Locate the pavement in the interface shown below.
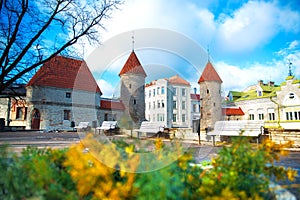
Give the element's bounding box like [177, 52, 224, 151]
[0, 130, 299, 199]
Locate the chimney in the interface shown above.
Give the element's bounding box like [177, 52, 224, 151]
[268, 81, 274, 87]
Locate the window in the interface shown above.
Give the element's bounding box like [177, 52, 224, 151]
[286, 112, 293, 120]
[268, 108, 275, 121]
[129, 84, 132, 89]
[173, 88, 177, 95]
[162, 86, 165, 94]
[162, 100, 165, 108]
[182, 114, 186, 123]
[153, 114, 155, 122]
[157, 114, 164, 122]
[257, 90, 262, 97]
[173, 114, 177, 122]
[289, 92, 295, 99]
[157, 100, 160, 108]
[66, 92, 71, 98]
[157, 87, 160, 95]
[149, 90, 151, 97]
[133, 99, 136, 105]
[181, 88, 186, 96]
[64, 110, 71, 120]
[16, 107, 23, 120]
[173, 101, 177, 109]
[294, 111, 300, 120]
[207, 89, 209, 94]
[249, 110, 254, 120]
[104, 113, 108, 121]
[149, 102, 151, 109]
[269, 113, 275, 120]
[258, 109, 264, 120]
[182, 101, 186, 110]
[153, 89, 156, 97]
[153, 101, 155, 109]
[193, 104, 197, 112]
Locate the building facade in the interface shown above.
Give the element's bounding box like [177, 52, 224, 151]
[26, 56, 102, 131]
[145, 75, 191, 128]
[226, 75, 300, 129]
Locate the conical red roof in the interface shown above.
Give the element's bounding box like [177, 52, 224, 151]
[198, 61, 222, 83]
[27, 55, 102, 94]
[119, 51, 147, 77]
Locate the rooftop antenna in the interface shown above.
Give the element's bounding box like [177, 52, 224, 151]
[207, 45, 210, 62]
[131, 31, 135, 52]
[288, 59, 293, 76]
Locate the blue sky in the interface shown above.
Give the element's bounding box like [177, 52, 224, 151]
[80, 0, 300, 98]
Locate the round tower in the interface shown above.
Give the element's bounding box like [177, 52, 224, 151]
[198, 61, 223, 132]
[119, 51, 147, 125]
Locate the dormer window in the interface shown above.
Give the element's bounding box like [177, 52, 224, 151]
[257, 90, 262, 97]
[289, 92, 295, 99]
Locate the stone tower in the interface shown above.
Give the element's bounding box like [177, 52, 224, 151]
[119, 51, 147, 125]
[198, 61, 223, 132]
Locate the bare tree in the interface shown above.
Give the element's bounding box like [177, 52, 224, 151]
[0, 0, 122, 93]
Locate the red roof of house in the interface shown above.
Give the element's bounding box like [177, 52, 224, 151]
[198, 61, 222, 83]
[169, 75, 190, 86]
[100, 99, 125, 110]
[191, 93, 200, 100]
[222, 107, 244, 116]
[119, 51, 147, 77]
[27, 55, 101, 94]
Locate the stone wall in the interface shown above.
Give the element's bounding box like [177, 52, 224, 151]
[120, 73, 145, 125]
[26, 86, 101, 130]
[268, 128, 300, 148]
[199, 81, 222, 131]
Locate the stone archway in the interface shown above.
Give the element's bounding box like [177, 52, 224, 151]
[31, 109, 40, 130]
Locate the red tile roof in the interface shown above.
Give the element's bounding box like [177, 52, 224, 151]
[100, 99, 125, 110]
[168, 75, 190, 86]
[119, 51, 147, 77]
[222, 107, 244, 116]
[27, 56, 101, 94]
[191, 93, 200, 100]
[198, 61, 222, 83]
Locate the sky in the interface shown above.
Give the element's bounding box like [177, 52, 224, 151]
[81, 0, 300, 98]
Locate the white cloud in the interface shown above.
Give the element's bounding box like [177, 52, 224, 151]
[216, 45, 300, 95]
[216, 1, 300, 53]
[97, 79, 117, 98]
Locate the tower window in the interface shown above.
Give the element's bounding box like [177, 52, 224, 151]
[129, 84, 132, 89]
[64, 110, 71, 120]
[66, 92, 71, 98]
[207, 89, 209, 94]
[133, 99, 137, 105]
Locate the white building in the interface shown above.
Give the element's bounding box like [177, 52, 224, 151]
[191, 90, 201, 132]
[145, 75, 191, 128]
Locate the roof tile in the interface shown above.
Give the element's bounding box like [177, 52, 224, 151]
[27, 56, 101, 94]
[198, 61, 222, 83]
[168, 75, 190, 86]
[222, 107, 244, 116]
[119, 51, 147, 77]
[100, 99, 125, 110]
